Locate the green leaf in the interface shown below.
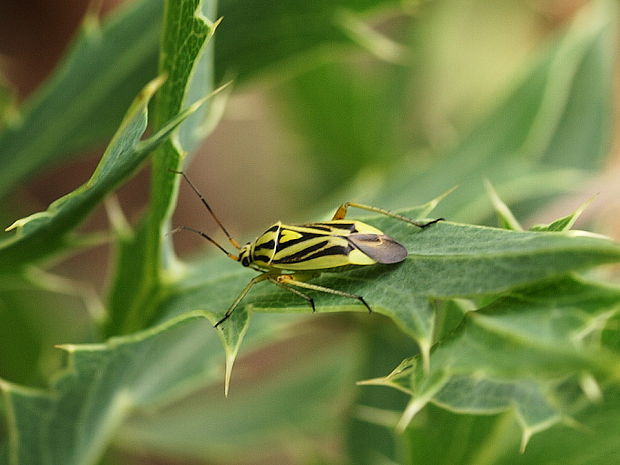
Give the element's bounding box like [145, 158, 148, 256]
[534, 0, 616, 169]
[315, 215, 620, 299]
[104, 0, 220, 337]
[281, 61, 404, 191]
[2, 210, 618, 464]
[403, 405, 522, 465]
[0, 311, 214, 465]
[0, 77, 208, 272]
[1, 2, 617, 464]
[207, 303, 250, 398]
[0, 272, 95, 386]
[484, 179, 523, 231]
[114, 324, 362, 462]
[215, 0, 386, 82]
[0, 308, 334, 465]
[530, 195, 595, 232]
[374, 0, 616, 223]
[345, 323, 424, 464]
[0, 1, 162, 199]
[0, 73, 18, 129]
[160, 206, 620, 375]
[494, 385, 620, 465]
[403, 385, 620, 465]
[368, 277, 620, 445]
[0, 0, 394, 200]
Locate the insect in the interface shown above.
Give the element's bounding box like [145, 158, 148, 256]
[171, 171, 442, 328]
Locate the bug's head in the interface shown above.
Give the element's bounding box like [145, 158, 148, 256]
[238, 243, 252, 267]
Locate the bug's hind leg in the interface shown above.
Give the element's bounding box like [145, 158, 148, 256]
[269, 278, 316, 312]
[276, 274, 372, 314]
[332, 201, 443, 229]
[416, 217, 443, 228]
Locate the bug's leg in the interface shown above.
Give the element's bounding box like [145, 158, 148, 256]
[215, 273, 272, 328]
[332, 202, 443, 229]
[276, 274, 372, 314]
[269, 278, 316, 312]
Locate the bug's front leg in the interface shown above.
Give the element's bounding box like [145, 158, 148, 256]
[215, 272, 274, 328]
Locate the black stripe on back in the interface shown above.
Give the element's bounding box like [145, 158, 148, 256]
[298, 224, 332, 232]
[253, 254, 272, 263]
[277, 231, 327, 249]
[304, 244, 353, 261]
[254, 239, 275, 251]
[273, 239, 329, 264]
[311, 222, 358, 232]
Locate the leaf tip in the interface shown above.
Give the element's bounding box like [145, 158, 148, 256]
[4, 221, 18, 232]
[3, 213, 41, 232]
[0, 378, 9, 391]
[519, 428, 532, 453]
[579, 372, 603, 402]
[422, 185, 459, 216]
[562, 193, 599, 231]
[484, 178, 523, 231]
[207, 309, 250, 399]
[188, 80, 234, 114]
[54, 343, 78, 353]
[142, 75, 167, 100]
[212, 16, 224, 30]
[224, 354, 234, 398]
[356, 377, 382, 387]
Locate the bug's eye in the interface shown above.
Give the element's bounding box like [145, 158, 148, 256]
[241, 256, 250, 267]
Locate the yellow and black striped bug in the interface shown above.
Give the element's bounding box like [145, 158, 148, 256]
[171, 171, 442, 328]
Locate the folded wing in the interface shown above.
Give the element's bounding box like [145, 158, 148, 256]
[347, 234, 408, 264]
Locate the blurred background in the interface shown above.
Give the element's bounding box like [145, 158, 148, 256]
[1, 0, 619, 463]
[2, 0, 617, 260]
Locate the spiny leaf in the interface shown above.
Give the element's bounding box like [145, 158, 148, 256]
[114, 323, 362, 462]
[494, 384, 620, 465]
[160, 206, 620, 380]
[0, 0, 162, 199]
[104, 0, 221, 341]
[367, 277, 620, 444]
[484, 179, 523, 231]
[0, 0, 394, 199]
[530, 195, 596, 232]
[0, 311, 216, 465]
[375, 0, 616, 222]
[0, 77, 211, 272]
[206, 307, 250, 398]
[0, 308, 318, 465]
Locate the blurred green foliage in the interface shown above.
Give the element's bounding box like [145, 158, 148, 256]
[1, 1, 619, 465]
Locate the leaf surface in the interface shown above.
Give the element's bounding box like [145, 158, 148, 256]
[0, 1, 162, 199]
[0, 77, 206, 272]
[365, 277, 620, 445]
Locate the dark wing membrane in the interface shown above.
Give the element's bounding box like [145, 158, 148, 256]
[347, 234, 408, 264]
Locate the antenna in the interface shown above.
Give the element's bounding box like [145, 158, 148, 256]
[169, 226, 239, 261]
[171, 170, 241, 249]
